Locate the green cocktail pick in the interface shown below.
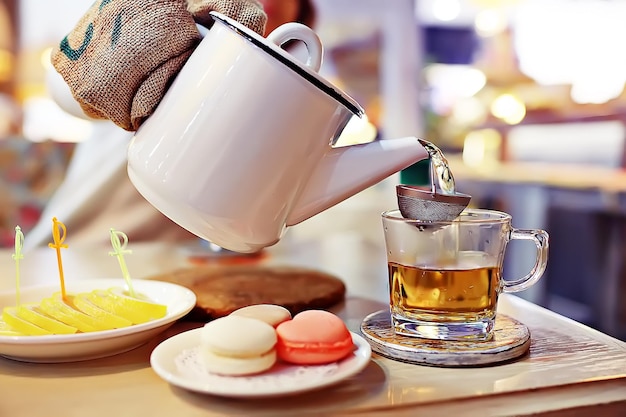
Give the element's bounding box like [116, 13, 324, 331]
[12, 226, 24, 306]
[109, 229, 136, 297]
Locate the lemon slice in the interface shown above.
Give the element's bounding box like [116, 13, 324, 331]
[2, 307, 51, 336]
[87, 289, 166, 324]
[39, 297, 99, 333]
[70, 293, 133, 329]
[16, 304, 78, 334]
[108, 287, 167, 319]
[50, 293, 127, 332]
[0, 319, 23, 336]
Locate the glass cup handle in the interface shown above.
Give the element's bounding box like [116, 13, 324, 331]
[502, 228, 550, 293]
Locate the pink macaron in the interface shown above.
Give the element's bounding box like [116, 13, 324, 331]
[276, 310, 354, 365]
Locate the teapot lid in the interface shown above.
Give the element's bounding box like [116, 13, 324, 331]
[210, 12, 364, 117]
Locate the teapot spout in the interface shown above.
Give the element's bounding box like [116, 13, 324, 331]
[286, 137, 429, 226]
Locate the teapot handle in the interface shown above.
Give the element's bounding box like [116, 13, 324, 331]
[266, 23, 323, 72]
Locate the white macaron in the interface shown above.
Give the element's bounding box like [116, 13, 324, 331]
[199, 315, 277, 376]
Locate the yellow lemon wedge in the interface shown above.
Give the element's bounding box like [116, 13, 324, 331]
[16, 303, 78, 335]
[70, 293, 133, 329]
[0, 319, 24, 336]
[87, 289, 166, 324]
[2, 307, 51, 336]
[39, 297, 99, 333]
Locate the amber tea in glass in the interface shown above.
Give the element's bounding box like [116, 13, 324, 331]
[389, 257, 500, 323]
[382, 209, 549, 341]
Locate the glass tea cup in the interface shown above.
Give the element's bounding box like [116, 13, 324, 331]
[381, 208, 549, 342]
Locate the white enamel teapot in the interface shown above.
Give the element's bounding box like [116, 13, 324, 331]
[125, 12, 428, 253]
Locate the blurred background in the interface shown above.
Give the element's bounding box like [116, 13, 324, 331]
[1, 0, 626, 339]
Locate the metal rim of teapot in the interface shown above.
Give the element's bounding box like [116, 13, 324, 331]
[209, 12, 364, 117]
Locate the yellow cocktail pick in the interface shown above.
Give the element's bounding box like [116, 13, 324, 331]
[12, 226, 24, 306]
[109, 229, 136, 297]
[48, 217, 69, 301]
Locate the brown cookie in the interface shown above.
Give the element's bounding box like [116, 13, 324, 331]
[147, 265, 346, 321]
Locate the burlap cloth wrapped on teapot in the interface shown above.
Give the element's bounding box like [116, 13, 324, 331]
[51, 0, 267, 131]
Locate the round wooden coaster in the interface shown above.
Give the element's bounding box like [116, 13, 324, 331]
[360, 310, 530, 367]
[147, 265, 346, 321]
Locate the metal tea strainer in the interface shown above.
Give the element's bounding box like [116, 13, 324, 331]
[397, 139, 471, 221]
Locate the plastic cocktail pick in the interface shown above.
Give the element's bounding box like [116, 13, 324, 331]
[12, 226, 24, 306]
[48, 217, 69, 301]
[109, 229, 136, 297]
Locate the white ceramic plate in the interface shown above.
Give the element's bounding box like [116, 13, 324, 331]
[0, 279, 196, 363]
[150, 329, 372, 398]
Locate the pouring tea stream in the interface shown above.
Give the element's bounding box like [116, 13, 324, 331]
[126, 12, 432, 252]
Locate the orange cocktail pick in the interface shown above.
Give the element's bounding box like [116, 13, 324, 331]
[48, 217, 69, 301]
[12, 226, 24, 306]
[109, 229, 136, 298]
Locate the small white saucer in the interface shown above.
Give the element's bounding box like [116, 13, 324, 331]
[150, 330, 371, 398]
[0, 279, 196, 363]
